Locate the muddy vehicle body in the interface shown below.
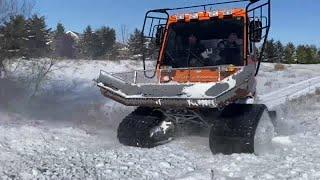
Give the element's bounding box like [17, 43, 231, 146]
[97, 0, 275, 154]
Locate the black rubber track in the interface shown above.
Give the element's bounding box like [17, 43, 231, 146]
[117, 107, 173, 148]
[209, 104, 268, 155]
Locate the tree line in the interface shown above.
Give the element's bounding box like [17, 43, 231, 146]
[1, 14, 320, 64]
[0, 15, 155, 60]
[262, 39, 320, 64]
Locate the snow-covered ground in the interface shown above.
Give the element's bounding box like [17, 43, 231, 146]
[1, 60, 320, 179]
[257, 63, 320, 95]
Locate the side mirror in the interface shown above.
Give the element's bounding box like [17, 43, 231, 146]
[250, 20, 262, 42]
[155, 26, 164, 46]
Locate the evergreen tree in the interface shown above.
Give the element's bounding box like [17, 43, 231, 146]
[296, 45, 309, 64]
[97, 26, 116, 57]
[283, 42, 296, 64]
[109, 42, 120, 60]
[308, 45, 318, 63]
[263, 39, 277, 62]
[55, 23, 65, 38]
[127, 28, 144, 58]
[90, 32, 102, 59]
[90, 26, 116, 59]
[53, 23, 64, 57]
[274, 41, 284, 62]
[79, 25, 94, 58]
[25, 15, 51, 58]
[0, 25, 6, 77]
[0, 15, 28, 58]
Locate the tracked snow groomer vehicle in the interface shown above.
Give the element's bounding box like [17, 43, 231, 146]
[97, 0, 275, 154]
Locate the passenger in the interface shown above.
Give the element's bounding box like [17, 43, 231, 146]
[220, 33, 243, 66]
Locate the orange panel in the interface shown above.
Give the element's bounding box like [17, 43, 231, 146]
[160, 69, 220, 83]
[188, 69, 220, 82]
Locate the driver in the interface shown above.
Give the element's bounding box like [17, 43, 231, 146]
[187, 34, 209, 67]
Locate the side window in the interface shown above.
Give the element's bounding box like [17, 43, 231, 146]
[162, 29, 176, 66]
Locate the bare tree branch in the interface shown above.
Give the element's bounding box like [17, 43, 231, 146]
[0, 0, 35, 79]
[0, 0, 35, 24]
[120, 24, 128, 44]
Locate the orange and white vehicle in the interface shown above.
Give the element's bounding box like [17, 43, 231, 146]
[97, 0, 275, 155]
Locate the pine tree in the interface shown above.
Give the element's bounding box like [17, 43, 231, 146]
[55, 23, 65, 38]
[79, 25, 94, 58]
[296, 45, 308, 64]
[25, 15, 51, 58]
[53, 23, 64, 57]
[283, 43, 296, 64]
[308, 45, 318, 64]
[127, 28, 144, 58]
[90, 32, 102, 59]
[263, 39, 277, 62]
[0, 25, 6, 77]
[0, 26, 6, 55]
[97, 26, 116, 57]
[109, 42, 120, 60]
[90, 26, 116, 59]
[274, 41, 284, 63]
[1, 15, 28, 58]
[296, 45, 319, 64]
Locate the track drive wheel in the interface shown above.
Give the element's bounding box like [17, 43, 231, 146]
[117, 107, 175, 148]
[209, 104, 275, 155]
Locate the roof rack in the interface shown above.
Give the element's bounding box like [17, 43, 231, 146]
[149, 0, 251, 15]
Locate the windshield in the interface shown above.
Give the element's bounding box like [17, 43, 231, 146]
[161, 18, 244, 68]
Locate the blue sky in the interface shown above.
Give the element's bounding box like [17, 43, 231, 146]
[34, 0, 320, 46]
